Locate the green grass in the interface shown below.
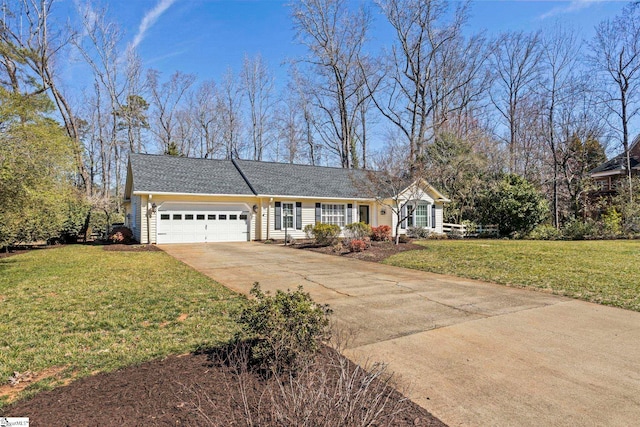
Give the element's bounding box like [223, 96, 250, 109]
[0, 245, 245, 408]
[384, 239, 640, 312]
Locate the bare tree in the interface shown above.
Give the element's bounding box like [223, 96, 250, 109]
[241, 54, 275, 161]
[147, 69, 196, 154]
[489, 30, 542, 174]
[289, 67, 321, 165]
[217, 68, 243, 159]
[373, 0, 490, 169]
[291, 0, 372, 168]
[588, 3, 640, 202]
[537, 24, 582, 227]
[189, 80, 224, 159]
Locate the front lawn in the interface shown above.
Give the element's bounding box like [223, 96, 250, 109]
[384, 239, 640, 312]
[0, 245, 245, 408]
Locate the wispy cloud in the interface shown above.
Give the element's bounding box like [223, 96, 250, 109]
[539, 0, 605, 20]
[130, 0, 178, 50]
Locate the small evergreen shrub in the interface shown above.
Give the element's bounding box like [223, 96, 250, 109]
[562, 219, 596, 240]
[370, 225, 391, 241]
[236, 283, 332, 374]
[407, 226, 430, 239]
[344, 222, 372, 240]
[108, 226, 133, 244]
[527, 224, 561, 240]
[303, 224, 314, 240]
[347, 239, 367, 252]
[309, 223, 341, 246]
[601, 207, 622, 236]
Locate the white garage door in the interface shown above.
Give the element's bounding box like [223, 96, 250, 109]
[156, 203, 250, 244]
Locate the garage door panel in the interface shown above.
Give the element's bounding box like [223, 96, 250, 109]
[157, 203, 250, 244]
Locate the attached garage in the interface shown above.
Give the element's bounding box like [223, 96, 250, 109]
[156, 203, 251, 244]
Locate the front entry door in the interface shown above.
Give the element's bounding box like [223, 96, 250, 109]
[359, 205, 370, 225]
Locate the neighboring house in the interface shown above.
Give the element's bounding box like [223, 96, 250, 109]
[124, 153, 450, 244]
[589, 135, 640, 195]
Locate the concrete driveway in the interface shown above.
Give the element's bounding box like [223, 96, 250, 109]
[161, 242, 640, 426]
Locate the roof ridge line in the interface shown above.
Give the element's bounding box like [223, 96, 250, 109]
[231, 158, 258, 196]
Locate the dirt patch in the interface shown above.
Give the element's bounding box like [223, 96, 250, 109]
[3, 351, 446, 426]
[0, 246, 58, 259]
[102, 244, 161, 253]
[1, 367, 66, 402]
[293, 240, 428, 263]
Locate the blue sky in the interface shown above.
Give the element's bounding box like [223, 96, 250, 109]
[59, 0, 630, 86]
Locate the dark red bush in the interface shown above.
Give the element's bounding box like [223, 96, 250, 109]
[348, 239, 367, 252]
[108, 226, 134, 244]
[370, 225, 392, 242]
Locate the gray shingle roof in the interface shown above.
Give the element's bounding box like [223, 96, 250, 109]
[129, 154, 378, 198]
[590, 134, 640, 175]
[129, 154, 255, 195]
[233, 159, 373, 198]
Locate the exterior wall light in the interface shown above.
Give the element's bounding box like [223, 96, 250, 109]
[380, 208, 386, 215]
[252, 204, 258, 213]
[151, 202, 157, 213]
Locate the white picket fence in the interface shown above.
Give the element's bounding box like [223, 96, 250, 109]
[442, 223, 498, 238]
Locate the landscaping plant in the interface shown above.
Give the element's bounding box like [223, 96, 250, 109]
[235, 283, 332, 374]
[370, 225, 392, 241]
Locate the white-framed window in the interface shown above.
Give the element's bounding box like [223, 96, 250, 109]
[415, 203, 429, 228]
[282, 202, 294, 229]
[322, 204, 346, 227]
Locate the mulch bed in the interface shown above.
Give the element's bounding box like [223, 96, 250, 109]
[102, 243, 162, 253]
[3, 350, 446, 426]
[293, 240, 427, 263]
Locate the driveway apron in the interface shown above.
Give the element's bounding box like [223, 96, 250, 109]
[161, 242, 640, 427]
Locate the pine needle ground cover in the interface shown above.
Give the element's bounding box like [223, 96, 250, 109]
[384, 239, 640, 312]
[0, 245, 244, 408]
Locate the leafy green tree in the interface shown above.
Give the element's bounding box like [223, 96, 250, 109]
[477, 174, 549, 237]
[0, 89, 76, 248]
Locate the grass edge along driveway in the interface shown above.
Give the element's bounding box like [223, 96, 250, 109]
[0, 245, 245, 409]
[384, 239, 640, 312]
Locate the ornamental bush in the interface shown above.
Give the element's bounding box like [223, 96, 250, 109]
[344, 222, 372, 240]
[108, 226, 134, 244]
[347, 239, 367, 252]
[407, 226, 430, 239]
[236, 283, 332, 374]
[309, 223, 341, 246]
[370, 225, 391, 241]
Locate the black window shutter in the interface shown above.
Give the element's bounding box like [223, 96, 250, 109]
[275, 202, 281, 230]
[315, 203, 321, 224]
[347, 203, 353, 224]
[401, 204, 407, 229]
[296, 202, 302, 230]
[431, 204, 436, 229]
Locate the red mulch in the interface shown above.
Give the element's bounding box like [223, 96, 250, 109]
[294, 240, 427, 263]
[3, 350, 446, 426]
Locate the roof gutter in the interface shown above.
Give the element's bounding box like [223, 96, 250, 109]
[231, 158, 258, 196]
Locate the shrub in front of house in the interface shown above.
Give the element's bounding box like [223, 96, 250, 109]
[303, 224, 314, 239]
[108, 226, 134, 244]
[407, 226, 431, 239]
[309, 223, 341, 246]
[347, 239, 367, 252]
[235, 283, 332, 374]
[370, 225, 392, 241]
[344, 222, 372, 240]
